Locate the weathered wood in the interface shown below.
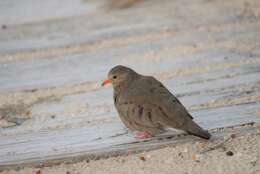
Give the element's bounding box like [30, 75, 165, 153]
[0, 0, 260, 169]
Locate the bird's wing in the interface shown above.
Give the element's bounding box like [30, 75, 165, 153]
[116, 101, 163, 129]
[125, 76, 193, 128]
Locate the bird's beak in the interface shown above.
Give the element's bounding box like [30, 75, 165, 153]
[101, 79, 111, 86]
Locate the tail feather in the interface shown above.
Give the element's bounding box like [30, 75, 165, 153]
[186, 121, 211, 139]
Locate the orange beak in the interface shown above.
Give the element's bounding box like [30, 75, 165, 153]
[101, 79, 111, 86]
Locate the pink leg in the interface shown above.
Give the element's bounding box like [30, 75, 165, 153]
[135, 132, 153, 139]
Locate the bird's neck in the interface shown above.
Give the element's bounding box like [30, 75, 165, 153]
[113, 84, 124, 106]
[113, 73, 139, 99]
[113, 83, 124, 96]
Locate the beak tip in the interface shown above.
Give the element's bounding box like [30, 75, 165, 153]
[101, 79, 110, 87]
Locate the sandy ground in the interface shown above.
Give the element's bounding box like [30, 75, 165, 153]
[1, 122, 260, 174]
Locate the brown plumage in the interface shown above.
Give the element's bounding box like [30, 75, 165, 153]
[102, 65, 211, 139]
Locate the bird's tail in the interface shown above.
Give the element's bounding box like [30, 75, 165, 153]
[185, 120, 211, 139]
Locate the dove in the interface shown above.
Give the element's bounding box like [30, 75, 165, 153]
[102, 65, 211, 139]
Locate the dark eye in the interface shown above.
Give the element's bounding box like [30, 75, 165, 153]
[113, 75, 117, 79]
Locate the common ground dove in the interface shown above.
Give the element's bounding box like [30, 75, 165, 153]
[102, 65, 211, 139]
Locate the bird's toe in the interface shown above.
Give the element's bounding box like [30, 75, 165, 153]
[135, 131, 153, 139]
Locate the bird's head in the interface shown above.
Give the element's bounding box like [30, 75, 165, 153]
[102, 65, 138, 89]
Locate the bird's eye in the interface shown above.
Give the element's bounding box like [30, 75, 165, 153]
[113, 75, 117, 79]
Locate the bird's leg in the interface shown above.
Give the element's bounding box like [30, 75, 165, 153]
[135, 132, 153, 139]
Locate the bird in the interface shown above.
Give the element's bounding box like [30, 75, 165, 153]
[102, 65, 211, 139]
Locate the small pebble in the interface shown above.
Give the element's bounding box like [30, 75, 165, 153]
[226, 151, 234, 156]
[178, 152, 183, 158]
[35, 168, 42, 174]
[139, 155, 145, 161]
[192, 154, 202, 162]
[248, 122, 255, 126]
[231, 134, 236, 139]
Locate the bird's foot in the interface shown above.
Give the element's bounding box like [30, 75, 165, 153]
[135, 132, 153, 139]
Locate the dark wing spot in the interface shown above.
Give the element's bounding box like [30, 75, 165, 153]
[158, 107, 169, 118]
[114, 96, 117, 104]
[147, 111, 153, 122]
[137, 105, 144, 119]
[149, 88, 156, 93]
